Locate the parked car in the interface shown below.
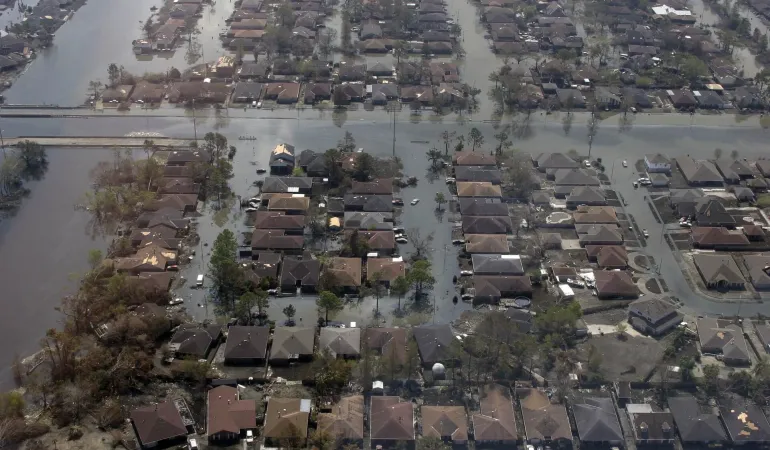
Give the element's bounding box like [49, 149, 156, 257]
[396, 237, 408, 244]
[445, 177, 456, 184]
[643, 229, 649, 237]
[392, 198, 404, 206]
[410, 198, 420, 205]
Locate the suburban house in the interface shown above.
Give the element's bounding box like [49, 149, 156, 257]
[462, 216, 513, 234]
[719, 396, 770, 445]
[267, 196, 311, 215]
[413, 324, 454, 366]
[578, 225, 624, 247]
[754, 322, 770, 354]
[566, 186, 607, 207]
[343, 194, 394, 212]
[363, 327, 408, 365]
[269, 143, 296, 174]
[263, 398, 311, 446]
[473, 275, 533, 302]
[421, 406, 468, 444]
[319, 327, 361, 359]
[169, 324, 222, 359]
[326, 257, 363, 291]
[366, 257, 406, 286]
[456, 181, 503, 198]
[206, 385, 256, 442]
[350, 178, 394, 195]
[455, 166, 503, 184]
[453, 152, 497, 166]
[553, 168, 600, 186]
[594, 270, 639, 299]
[645, 153, 672, 173]
[370, 397, 415, 447]
[472, 384, 518, 445]
[692, 253, 746, 290]
[343, 211, 393, 230]
[280, 257, 320, 292]
[166, 149, 211, 166]
[458, 198, 508, 216]
[269, 327, 316, 364]
[690, 227, 749, 249]
[251, 229, 304, 254]
[131, 401, 188, 449]
[573, 206, 619, 225]
[693, 198, 736, 227]
[716, 159, 754, 182]
[626, 404, 675, 447]
[317, 396, 365, 446]
[262, 176, 313, 194]
[674, 156, 724, 186]
[585, 245, 628, 269]
[572, 397, 623, 446]
[253, 212, 306, 233]
[627, 297, 683, 336]
[516, 387, 572, 448]
[471, 254, 524, 275]
[223, 326, 270, 365]
[355, 230, 396, 254]
[668, 395, 727, 445]
[745, 254, 770, 290]
[251, 252, 281, 283]
[534, 152, 579, 171]
[465, 234, 509, 253]
[697, 318, 751, 365]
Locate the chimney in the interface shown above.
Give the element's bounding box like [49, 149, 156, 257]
[639, 422, 649, 440]
[661, 421, 672, 439]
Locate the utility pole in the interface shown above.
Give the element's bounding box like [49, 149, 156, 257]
[192, 99, 198, 143]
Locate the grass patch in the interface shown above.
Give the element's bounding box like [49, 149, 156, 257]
[757, 193, 770, 208]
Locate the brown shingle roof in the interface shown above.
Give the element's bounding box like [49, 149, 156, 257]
[350, 178, 394, 195]
[472, 384, 517, 442]
[370, 396, 415, 441]
[595, 270, 639, 297]
[318, 396, 365, 441]
[207, 385, 257, 436]
[356, 230, 396, 250]
[596, 246, 629, 268]
[251, 229, 304, 250]
[691, 227, 750, 247]
[364, 327, 408, 364]
[254, 211, 306, 230]
[573, 206, 618, 224]
[465, 234, 509, 253]
[224, 326, 270, 360]
[452, 152, 497, 166]
[367, 257, 406, 282]
[327, 257, 363, 287]
[130, 401, 187, 446]
[270, 327, 315, 360]
[421, 406, 468, 441]
[517, 387, 572, 442]
[264, 398, 311, 439]
[268, 196, 310, 212]
[456, 181, 502, 197]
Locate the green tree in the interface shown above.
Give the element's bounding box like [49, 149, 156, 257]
[416, 436, 451, 450]
[493, 125, 511, 156]
[434, 192, 446, 210]
[87, 249, 103, 270]
[391, 275, 410, 310]
[408, 259, 435, 300]
[317, 290, 344, 323]
[426, 147, 443, 168]
[107, 63, 120, 88]
[440, 130, 455, 155]
[314, 350, 353, 396]
[468, 127, 484, 152]
[680, 55, 708, 85]
[353, 152, 375, 182]
[325, 148, 345, 187]
[338, 131, 356, 152]
[209, 156, 234, 207]
[283, 304, 297, 325]
[235, 291, 259, 324]
[679, 356, 695, 381]
[702, 363, 721, 396]
[209, 230, 245, 314]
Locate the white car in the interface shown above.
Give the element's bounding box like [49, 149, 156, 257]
[188, 439, 199, 450]
[460, 270, 473, 276]
[169, 297, 184, 305]
[396, 237, 408, 244]
[267, 289, 279, 295]
[410, 198, 420, 205]
[256, 101, 262, 109]
[643, 229, 649, 237]
[245, 207, 258, 212]
[246, 430, 254, 443]
[445, 177, 456, 184]
[584, 160, 592, 168]
[622, 160, 627, 167]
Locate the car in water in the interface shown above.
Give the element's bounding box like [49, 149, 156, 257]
[410, 198, 420, 205]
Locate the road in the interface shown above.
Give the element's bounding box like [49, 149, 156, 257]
[3, 136, 191, 147]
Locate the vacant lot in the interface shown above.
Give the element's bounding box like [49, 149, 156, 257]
[578, 334, 664, 381]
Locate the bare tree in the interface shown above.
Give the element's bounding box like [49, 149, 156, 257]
[587, 111, 600, 160]
[406, 228, 434, 260]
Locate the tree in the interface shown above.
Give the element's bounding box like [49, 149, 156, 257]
[714, 148, 723, 159]
[87, 249, 103, 270]
[615, 322, 627, 339]
[324, 148, 345, 187]
[679, 356, 695, 381]
[88, 80, 102, 100]
[338, 131, 356, 152]
[426, 147, 443, 169]
[434, 192, 446, 210]
[408, 259, 435, 300]
[209, 230, 245, 314]
[391, 275, 410, 310]
[417, 437, 451, 450]
[317, 290, 344, 323]
[406, 228, 434, 260]
[680, 55, 708, 85]
[702, 363, 721, 396]
[454, 135, 465, 152]
[353, 152, 375, 182]
[440, 130, 455, 155]
[283, 304, 297, 325]
[493, 125, 512, 156]
[209, 156, 234, 206]
[468, 127, 484, 152]
[317, 28, 338, 60]
[555, 48, 575, 63]
[107, 63, 120, 88]
[587, 112, 600, 159]
[731, 149, 739, 160]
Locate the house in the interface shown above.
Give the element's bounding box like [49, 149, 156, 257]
[268, 196, 310, 214]
[731, 186, 755, 202]
[280, 257, 320, 292]
[334, 83, 366, 104]
[238, 62, 269, 80]
[573, 397, 623, 446]
[690, 227, 749, 249]
[339, 64, 367, 81]
[462, 216, 513, 234]
[370, 83, 399, 104]
[269, 327, 315, 363]
[364, 327, 408, 364]
[733, 86, 764, 110]
[253, 212, 306, 233]
[459, 198, 508, 216]
[465, 234, 509, 253]
[594, 270, 639, 299]
[516, 387, 572, 447]
[413, 324, 454, 366]
[674, 156, 724, 186]
[317, 396, 365, 445]
[692, 199, 735, 228]
[553, 169, 600, 186]
[263, 398, 311, 445]
[744, 254, 770, 290]
[297, 150, 328, 176]
[102, 85, 135, 103]
[400, 85, 435, 105]
[471, 254, 524, 275]
[566, 186, 606, 207]
[754, 322, 770, 353]
[326, 257, 362, 289]
[743, 224, 766, 241]
[535, 152, 579, 171]
[144, 194, 198, 213]
[223, 326, 270, 365]
[344, 194, 393, 212]
[692, 253, 745, 290]
[716, 159, 754, 182]
[626, 406, 675, 447]
[169, 324, 222, 359]
[130, 273, 175, 295]
[359, 23, 382, 40]
[370, 397, 415, 446]
[0, 34, 26, 55]
[319, 327, 361, 358]
[262, 176, 313, 194]
[269, 143, 296, 174]
[694, 89, 726, 109]
[452, 152, 497, 166]
[455, 166, 502, 184]
[668, 395, 727, 445]
[585, 245, 628, 269]
[158, 177, 200, 195]
[623, 87, 652, 108]
[578, 224, 623, 246]
[207, 386, 256, 441]
[645, 154, 671, 173]
[697, 318, 751, 365]
[355, 230, 396, 253]
[421, 406, 468, 444]
[668, 89, 697, 109]
[231, 82, 263, 103]
[251, 229, 304, 253]
[343, 212, 392, 230]
[628, 297, 683, 336]
[130, 401, 188, 448]
[251, 252, 281, 282]
[129, 227, 178, 248]
[456, 181, 502, 198]
[350, 178, 394, 195]
[556, 89, 586, 108]
[166, 149, 211, 166]
[719, 396, 770, 444]
[473, 275, 533, 302]
[264, 83, 301, 104]
[472, 384, 517, 444]
[367, 257, 406, 285]
[304, 82, 332, 104]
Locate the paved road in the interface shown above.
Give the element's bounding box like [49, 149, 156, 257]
[4, 136, 191, 147]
